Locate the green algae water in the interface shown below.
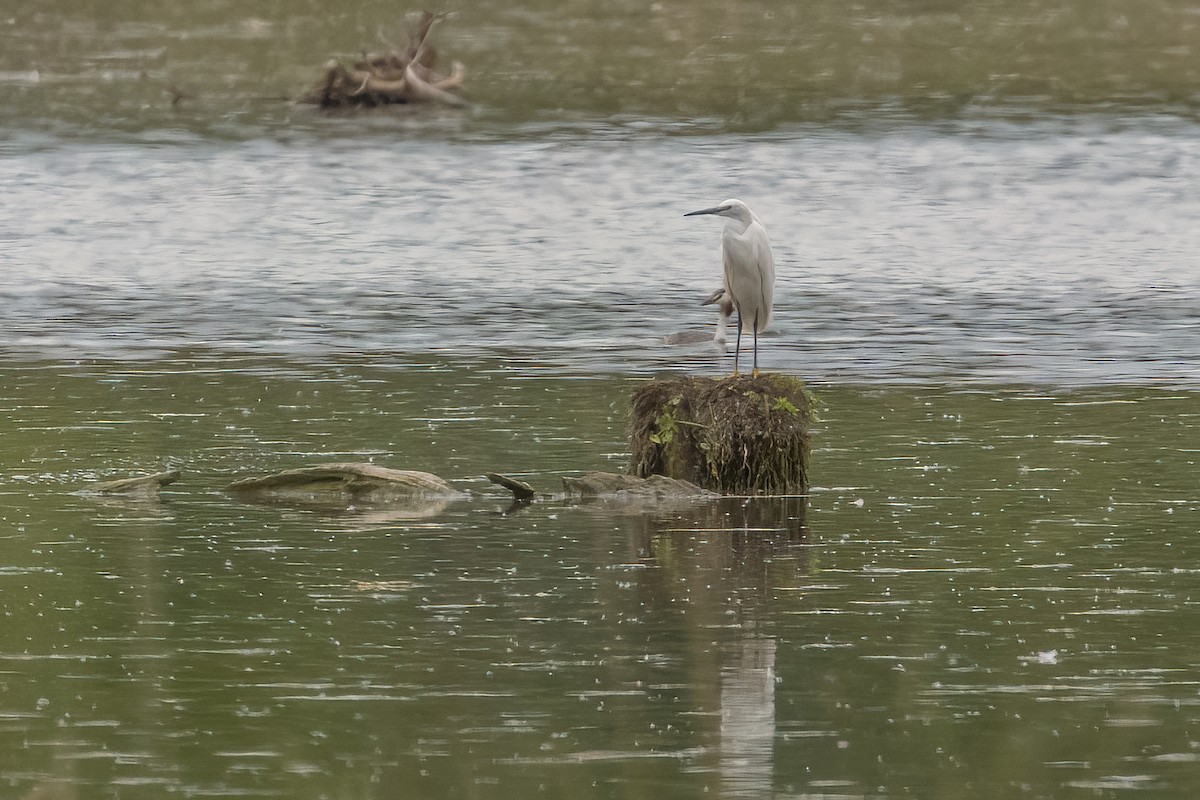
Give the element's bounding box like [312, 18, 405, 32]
[4, 1, 1200, 797]
[3, 360, 1199, 798]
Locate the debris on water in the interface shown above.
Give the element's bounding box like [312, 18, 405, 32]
[562, 471, 717, 501]
[1019, 649, 1061, 665]
[350, 580, 417, 593]
[227, 462, 464, 511]
[295, 11, 467, 109]
[76, 469, 181, 497]
[485, 472, 537, 502]
[486, 471, 539, 515]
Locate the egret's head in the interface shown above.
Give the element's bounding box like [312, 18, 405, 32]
[684, 198, 753, 223]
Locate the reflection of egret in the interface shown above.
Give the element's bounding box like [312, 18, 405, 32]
[685, 199, 776, 376]
[702, 287, 733, 351]
[720, 631, 776, 799]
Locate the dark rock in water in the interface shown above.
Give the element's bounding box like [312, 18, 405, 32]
[562, 471, 717, 501]
[630, 373, 811, 495]
[81, 470, 181, 496]
[227, 463, 463, 510]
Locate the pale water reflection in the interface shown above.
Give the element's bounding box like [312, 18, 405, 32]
[719, 632, 776, 799]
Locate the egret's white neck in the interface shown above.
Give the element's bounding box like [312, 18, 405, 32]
[722, 213, 754, 236]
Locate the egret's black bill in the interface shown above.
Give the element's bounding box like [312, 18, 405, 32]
[684, 206, 724, 217]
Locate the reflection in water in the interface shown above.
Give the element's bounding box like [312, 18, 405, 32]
[229, 493, 461, 527]
[635, 496, 809, 603]
[720, 631, 776, 800]
[74, 491, 176, 519]
[631, 496, 807, 798]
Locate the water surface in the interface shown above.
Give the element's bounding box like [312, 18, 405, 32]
[4, 363, 1200, 798]
[4, 1, 1200, 798]
[5, 123, 1200, 384]
[7, 0, 1200, 137]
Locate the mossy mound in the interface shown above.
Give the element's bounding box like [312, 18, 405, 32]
[630, 374, 811, 495]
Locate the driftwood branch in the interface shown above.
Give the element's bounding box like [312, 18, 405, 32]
[403, 59, 469, 107]
[485, 472, 537, 501]
[298, 11, 467, 109]
[81, 469, 181, 497]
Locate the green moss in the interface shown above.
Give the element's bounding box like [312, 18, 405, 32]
[648, 395, 683, 445]
[772, 396, 800, 416]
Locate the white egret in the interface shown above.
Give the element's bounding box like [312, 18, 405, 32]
[685, 199, 776, 376]
[702, 287, 733, 351]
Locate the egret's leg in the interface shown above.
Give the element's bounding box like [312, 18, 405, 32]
[732, 309, 742, 376]
[751, 311, 760, 378]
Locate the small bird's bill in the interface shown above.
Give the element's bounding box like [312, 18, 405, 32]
[684, 206, 724, 217]
[701, 289, 725, 306]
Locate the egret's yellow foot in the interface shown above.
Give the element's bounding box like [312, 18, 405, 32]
[752, 368, 760, 378]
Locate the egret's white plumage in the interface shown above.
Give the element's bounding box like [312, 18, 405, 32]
[685, 199, 776, 376]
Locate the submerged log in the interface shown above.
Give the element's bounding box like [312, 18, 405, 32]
[630, 374, 811, 495]
[296, 11, 467, 109]
[485, 471, 716, 501]
[81, 469, 181, 497]
[562, 471, 717, 501]
[227, 462, 463, 509]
